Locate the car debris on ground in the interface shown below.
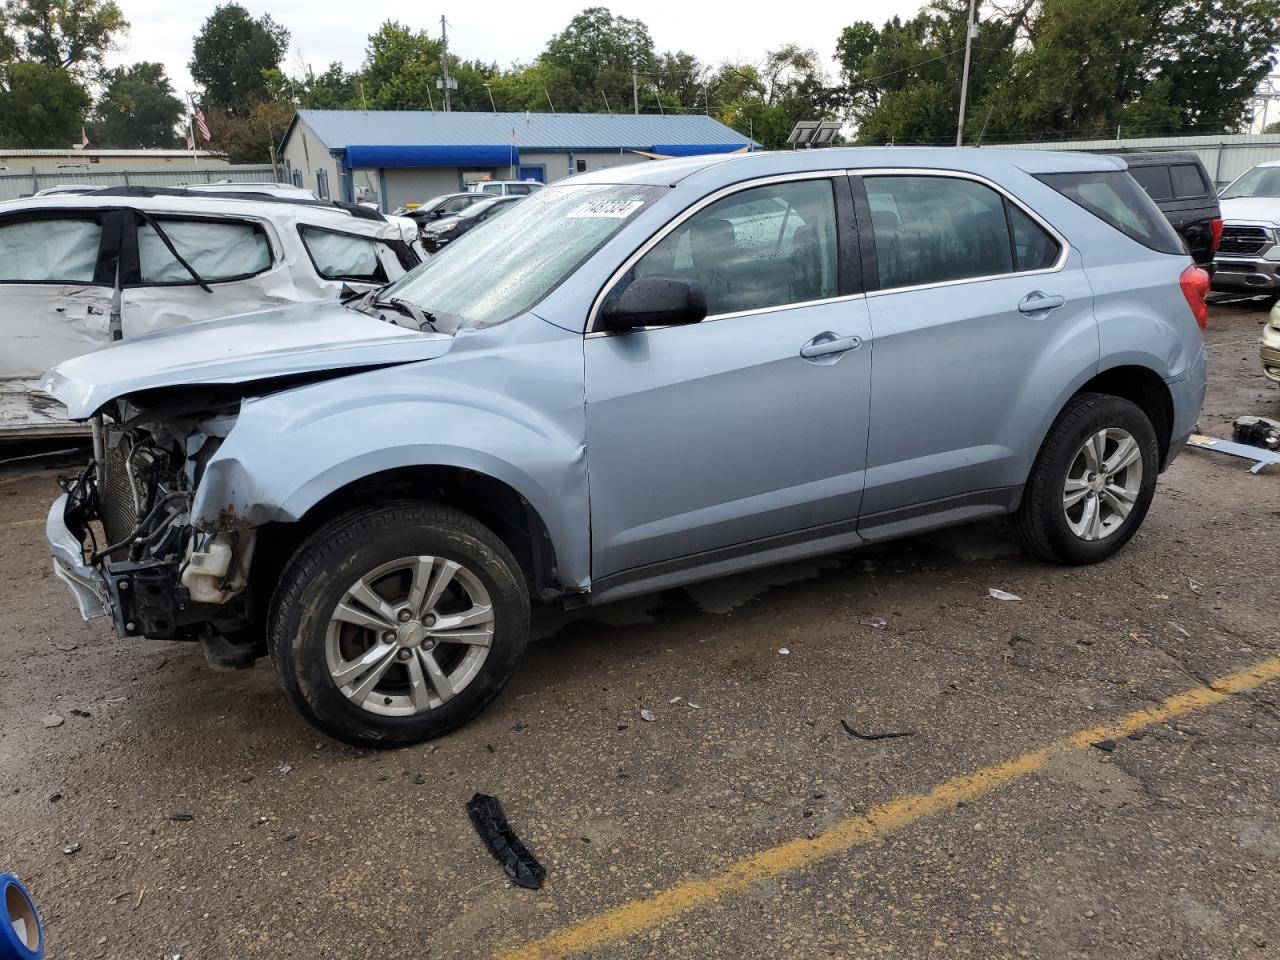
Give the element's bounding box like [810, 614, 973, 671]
[466, 794, 546, 890]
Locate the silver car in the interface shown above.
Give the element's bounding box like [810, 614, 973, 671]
[43, 148, 1209, 745]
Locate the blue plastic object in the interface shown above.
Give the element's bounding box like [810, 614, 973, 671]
[0, 874, 42, 960]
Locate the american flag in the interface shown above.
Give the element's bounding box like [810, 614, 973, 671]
[195, 108, 211, 142]
[186, 127, 195, 151]
[80, 126, 89, 148]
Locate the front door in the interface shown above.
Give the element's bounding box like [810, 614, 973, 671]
[585, 175, 873, 580]
[852, 172, 1099, 533]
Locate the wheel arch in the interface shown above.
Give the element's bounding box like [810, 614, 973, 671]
[250, 465, 570, 623]
[1073, 364, 1175, 468]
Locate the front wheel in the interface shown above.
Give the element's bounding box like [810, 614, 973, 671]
[268, 502, 530, 747]
[1016, 393, 1159, 565]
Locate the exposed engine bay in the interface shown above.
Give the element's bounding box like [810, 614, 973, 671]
[60, 393, 255, 644]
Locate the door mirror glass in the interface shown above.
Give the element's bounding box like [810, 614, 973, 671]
[600, 276, 707, 331]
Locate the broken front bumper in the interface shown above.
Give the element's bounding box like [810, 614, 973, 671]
[47, 493, 109, 620]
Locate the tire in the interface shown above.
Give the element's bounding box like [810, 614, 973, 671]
[1016, 393, 1159, 565]
[268, 501, 529, 747]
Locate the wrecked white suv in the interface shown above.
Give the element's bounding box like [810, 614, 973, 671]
[0, 186, 423, 438]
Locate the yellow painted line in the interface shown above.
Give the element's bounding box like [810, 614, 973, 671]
[499, 656, 1280, 960]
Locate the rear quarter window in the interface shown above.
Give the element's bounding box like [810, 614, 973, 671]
[299, 225, 389, 282]
[1036, 171, 1185, 255]
[1170, 163, 1210, 200]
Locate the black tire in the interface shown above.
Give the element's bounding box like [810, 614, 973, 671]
[1016, 393, 1159, 565]
[267, 501, 529, 747]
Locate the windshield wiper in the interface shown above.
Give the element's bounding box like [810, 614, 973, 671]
[343, 286, 444, 333]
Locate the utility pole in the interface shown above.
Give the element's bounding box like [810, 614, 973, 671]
[955, 0, 977, 147]
[633, 69, 639, 114]
[440, 15, 452, 112]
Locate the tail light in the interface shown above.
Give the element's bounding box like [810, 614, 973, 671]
[1180, 264, 1211, 330]
[1210, 217, 1223, 253]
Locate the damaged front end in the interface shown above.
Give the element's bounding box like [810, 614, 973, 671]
[50, 394, 257, 647]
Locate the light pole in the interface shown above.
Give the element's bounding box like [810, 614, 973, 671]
[483, 82, 497, 114]
[955, 0, 977, 147]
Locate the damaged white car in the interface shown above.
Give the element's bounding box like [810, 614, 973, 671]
[0, 186, 423, 438]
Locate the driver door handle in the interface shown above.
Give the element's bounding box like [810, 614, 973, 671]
[1018, 291, 1065, 314]
[800, 333, 862, 359]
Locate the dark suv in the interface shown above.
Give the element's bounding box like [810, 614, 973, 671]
[1109, 151, 1221, 272]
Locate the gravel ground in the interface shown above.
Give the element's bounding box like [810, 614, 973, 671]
[1, 300, 1278, 960]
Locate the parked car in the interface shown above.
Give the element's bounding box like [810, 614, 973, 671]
[0, 186, 423, 438]
[43, 148, 1207, 746]
[1109, 151, 1221, 273]
[394, 192, 491, 226]
[1263, 302, 1280, 384]
[419, 194, 520, 252]
[1211, 160, 1280, 303]
[467, 180, 544, 197]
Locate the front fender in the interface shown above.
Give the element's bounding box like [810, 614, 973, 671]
[190, 316, 590, 590]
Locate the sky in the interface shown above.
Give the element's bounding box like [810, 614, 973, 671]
[103, 0, 919, 98]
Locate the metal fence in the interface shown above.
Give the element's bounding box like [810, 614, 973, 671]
[0, 165, 281, 202]
[988, 134, 1280, 187]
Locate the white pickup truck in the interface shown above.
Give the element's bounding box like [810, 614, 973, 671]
[1212, 160, 1280, 305]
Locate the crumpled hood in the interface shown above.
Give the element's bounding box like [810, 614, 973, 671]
[1219, 197, 1280, 226]
[42, 299, 453, 419]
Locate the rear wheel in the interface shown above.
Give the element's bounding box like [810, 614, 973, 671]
[1016, 393, 1159, 565]
[268, 502, 529, 746]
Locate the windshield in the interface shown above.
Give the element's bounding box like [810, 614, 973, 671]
[1221, 166, 1280, 199]
[381, 182, 663, 329]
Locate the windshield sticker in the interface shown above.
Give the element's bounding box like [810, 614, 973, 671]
[565, 199, 646, 219]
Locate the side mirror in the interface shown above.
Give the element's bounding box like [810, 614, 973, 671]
[600, 276, 708, 332]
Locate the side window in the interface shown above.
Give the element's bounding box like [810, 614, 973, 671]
[1128, 165, 1172, 201]
[138, 218, 272, 284]
[1008, 204, 1061, 272]
[863, 176, 1013, 289]
[290, 169, 303, 188]
[316, 169, 330, 200]
[482, 183, 503, 195]
[616, 178, 839, 317]
[0, 217, 103, 282]
[1170, 163, 1209, 200]
[442, 197, 470, 213]
[299, 226, 387, 282]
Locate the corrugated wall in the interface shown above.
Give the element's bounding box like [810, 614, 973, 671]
[0, 165, 280, 202]
[988, 135, 1280, 186]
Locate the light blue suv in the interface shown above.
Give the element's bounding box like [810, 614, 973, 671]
[44, 148, 1209, 745]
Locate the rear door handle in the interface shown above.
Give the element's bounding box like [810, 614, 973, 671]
[800, 333, 862, 360]
[1018, 291, 1065, 314]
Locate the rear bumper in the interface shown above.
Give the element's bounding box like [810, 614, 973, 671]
[1164, 343, 1209, 469]
[1211, 259, 1280, 292]
[46, 494, 109, 620]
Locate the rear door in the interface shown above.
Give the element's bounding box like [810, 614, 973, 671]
[120, 213, 295, 336]
[852, 170, 1098, 538]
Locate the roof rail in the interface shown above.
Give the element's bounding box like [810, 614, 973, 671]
[65, 185, 387, 222]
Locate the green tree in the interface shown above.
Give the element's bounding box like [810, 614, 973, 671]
[189, 3, 289, 116]
[711, 46, 837, 148]
[0, 59, 89, 146]
[360, 20, 443, 109]
[90, 61, 182, 147]
[3, 0, 127, 79]
[837, 0, 1280, 145]
[267, 61, 360, 109]
[540, 7, 656, 112]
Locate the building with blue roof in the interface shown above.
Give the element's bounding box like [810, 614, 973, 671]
[279, 109, 758, 211]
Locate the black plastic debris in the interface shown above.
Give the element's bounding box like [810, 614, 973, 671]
[1091, 739, 1117, 753]
[1233, 416, 1280, 451]
[467, 793, 546, 890]
[840, 719, 915, 741]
